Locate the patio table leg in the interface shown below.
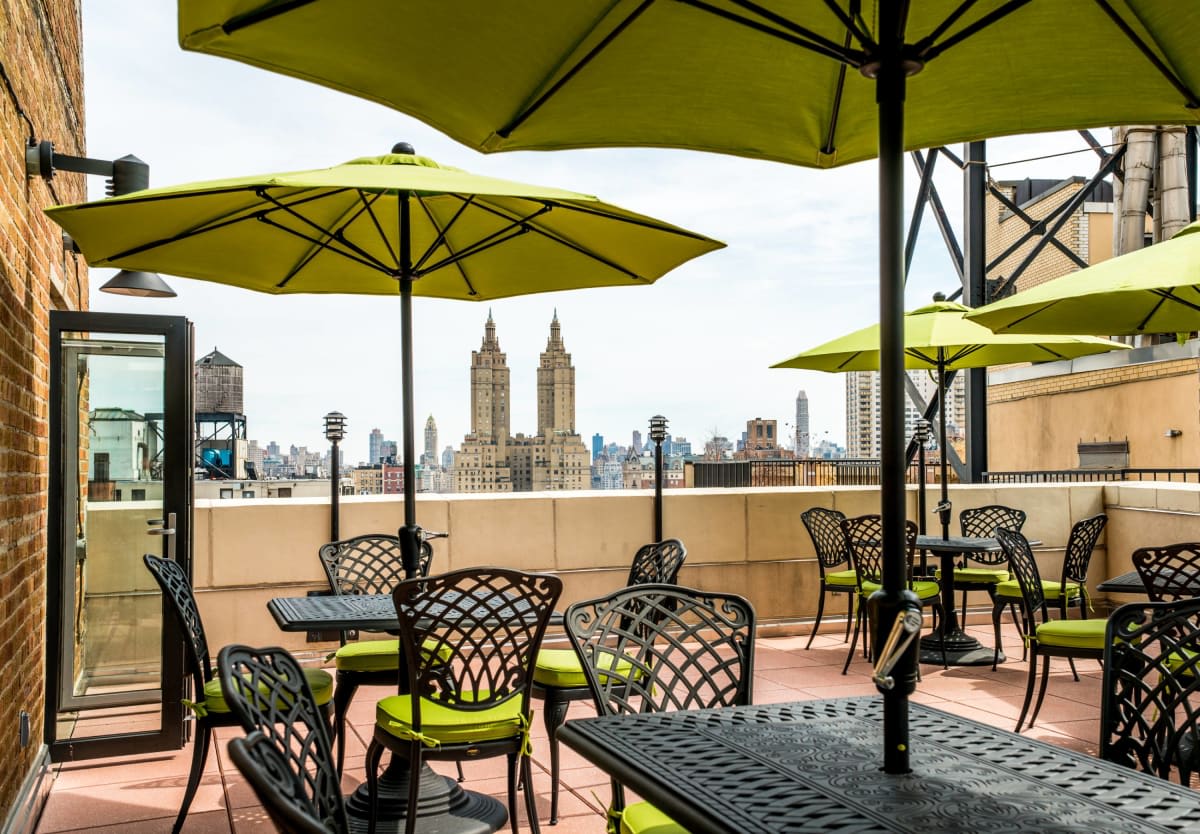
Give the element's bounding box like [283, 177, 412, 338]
[919, 548, 1006, 667]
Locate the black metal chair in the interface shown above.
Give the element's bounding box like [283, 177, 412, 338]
[949, 504, 1027, 622]
[531, 538, 686, 824]
[219, 645, 349, 834]
[365, 567, 562, 834]
[994, 528, 1108, 732]
[319, 533, 434, 776]
[565, 584, 755, 834]
[840, 515, 944, 674]
[1132, 542, 1200, 601]
[1100, 597, 1200, 785]
[143, 554, 334, 834]
[800, 507, 855, 648]
[992, 514, 1107, 670]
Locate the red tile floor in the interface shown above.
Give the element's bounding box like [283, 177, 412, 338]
[36, 617, 1104, 833]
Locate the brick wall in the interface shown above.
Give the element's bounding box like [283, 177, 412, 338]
[0, 0, 85, 817]
[989, 357, 1200, 403]
[986, 181, 1092, 293]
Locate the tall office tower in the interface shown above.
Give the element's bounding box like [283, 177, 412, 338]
[422, 415, 438, 466]
[267, 441, 280, 458]
[456, 312, 513, 493]
[368, 428, 384, 465]
[795, 390, 810, 457]
[631, 430, 643, 456]
[845, 371, 966, 458]
[592, 433, 604, 461]
[536, 310, 575, 436]
[441, 446, 455, 470]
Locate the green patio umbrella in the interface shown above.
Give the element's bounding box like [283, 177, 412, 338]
[177, 0, 1200, 772]
[45, 148, 722, 575]
[966, 221, 1200, 336]
[772, 296, 1128, 539]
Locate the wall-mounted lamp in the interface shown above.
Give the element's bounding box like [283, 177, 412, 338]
[1165, 429, 1183, 438]
[28, 139, 176, 298]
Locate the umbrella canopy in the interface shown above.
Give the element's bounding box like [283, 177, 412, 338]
[178, 2, 1200, 169]
[46, 150, 722, 574]
[773, 299, 1130, 372]
[966, 221, 1200, 336]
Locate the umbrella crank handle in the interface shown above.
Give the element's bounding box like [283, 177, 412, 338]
[935, 499, 953, 529]
[872, 607, 924, 691]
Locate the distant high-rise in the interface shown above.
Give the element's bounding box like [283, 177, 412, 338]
[845, 371, 964, 458]
[631, 430, 643, 456]
[368, 428, 384, 465]
[422, 415, 438, 466]
[456, 312, 513, 493]
[441, 446, 455, 470]
[795, 390, 810, 457]
[536, 310, 575, 436]
[592, 433, 604, 461]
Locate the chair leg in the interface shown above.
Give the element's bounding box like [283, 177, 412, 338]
[542, 690, 572, 824]
[991, 597, 1005, 672]
[405, 741, 422, 834]
[1028, 653, 1054, 730]
[936, 603, 948, 669]
[1067, 657, 1080, 682]
[365, 738, 386, 834]
[805, 585, 828, 649]
[506, 752, 520, 834]
[960, 588, 969, 627]
[844, 593, 854, 642]
[1009, 603, 1026, 661]
[332, 675, 359, 778]
[457, 762, 465, 782]
[842, 600, 863, 675]
[1015, 644, 1040, 733]
[521, 753, 542, 834]
[172, 721, 211, 834]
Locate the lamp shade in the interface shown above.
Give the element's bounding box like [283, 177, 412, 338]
[100, 269, 176, 298]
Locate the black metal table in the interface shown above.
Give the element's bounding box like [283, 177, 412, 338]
[269, 592, 545, 834]
[1096, 570, 1145, 594]
[915, 535, 1006, 666]
[559, 697, 1200, 833]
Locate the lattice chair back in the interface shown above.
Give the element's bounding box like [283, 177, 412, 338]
[995, 528, 1047, 616]
[1132, 543, 1200, 602]
[393, 567, 562, 719]
[565, 584, 756, 717]
[802, 507, 849, 569]
[960, 505, 1027, 566]
[143, 554, 213, 695]
[840, 515, 918, 587]
[319, 534, 433, 596]
[1063, 513, 1107, 586]
[1100, 598, 1200, 784]
[219, 645, 348, 834]
[625, 539, 687, 586]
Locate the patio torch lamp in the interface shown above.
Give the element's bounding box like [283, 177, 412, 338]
[324, 411, 346, 541]
[650, 414, 668, 541]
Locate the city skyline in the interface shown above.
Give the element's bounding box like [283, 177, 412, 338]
[81, 4, 1107, 460]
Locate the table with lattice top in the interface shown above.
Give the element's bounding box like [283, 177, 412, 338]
[559, 697, 1200, 833]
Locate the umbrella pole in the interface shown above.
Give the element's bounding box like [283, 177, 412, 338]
[870, 14, 919, 776]
[399, 192, 421, 578]
[938, 352, 951, 540]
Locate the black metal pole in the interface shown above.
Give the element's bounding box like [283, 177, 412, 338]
[938, 351, 951, 540]
[398, 191, 421, 578]
[330, 438, 339, 541]
[963, 140, 989, 482]
[870, 9, 918, 775]
[654, 438, 664, 541]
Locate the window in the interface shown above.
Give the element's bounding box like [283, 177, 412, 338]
[94, 453, 110, 482]
[220, 488, 234, 499]
[131, 489, 146, 501]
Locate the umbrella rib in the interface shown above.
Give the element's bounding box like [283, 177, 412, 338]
[259, 191, 395, 276]
[257, 216, 392, 286]
[412, 196, 480, 297]
[497, 0, 656, 139]
[818, 0, 877, 51]
[417, 227, 531, 283]
[538, 199, 714, 241]
[355, 190, 400, 269]
[412, 195, 476, 273]
[220, 0, 317, 35]
[1091, 0, 1200, 108]
[917, 0, 1033, 62]
[684, 0, 866, 65]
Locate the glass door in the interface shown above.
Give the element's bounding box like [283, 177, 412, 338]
[47, 311, 192, 761]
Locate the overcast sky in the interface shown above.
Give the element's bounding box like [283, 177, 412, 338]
[76, 3, 1115, 464]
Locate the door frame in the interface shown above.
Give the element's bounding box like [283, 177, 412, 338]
[46, 310, 193, 761]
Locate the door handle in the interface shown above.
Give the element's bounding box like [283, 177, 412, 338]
[147, 512, 177, 561]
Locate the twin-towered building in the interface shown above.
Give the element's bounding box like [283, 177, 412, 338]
[455, 312, 590, 492]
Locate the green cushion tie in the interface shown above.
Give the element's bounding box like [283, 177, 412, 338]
[181, 698, 207, 719]
[604, 800, 622, 834]
[384, 721, 444, 749]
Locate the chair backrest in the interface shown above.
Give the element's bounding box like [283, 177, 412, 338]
[392, 567, 562, 722]
[960, 505, 1026, 567]
[995, 527, 1047, 619]
[565, 584, 756, 716]
[1100, 598, 1200, 784]
[1132, 543, 1200, 602]
[840, 515, 917, 588]
[143, 554, 212, 695]
[219, 645, 348, 834]
[625, 539, 687, 586]
[1062, 513, 1107, 587]
[801, 507, 849, 571]
[319, 533, 433, 596]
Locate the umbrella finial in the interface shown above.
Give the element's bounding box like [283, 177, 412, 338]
[933, 291, 946, 302]
[392, 142, 415, 154]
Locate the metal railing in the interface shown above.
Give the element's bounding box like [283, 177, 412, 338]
[984, 468, 1200, 484]
[691, 459, 946, 488]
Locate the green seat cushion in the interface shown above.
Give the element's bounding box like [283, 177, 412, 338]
[1036, 618, 1107, 649]
[861, 579, 940, 601]
[825, 569, 858, 587]
[334, 638, 453, 672]
[620, 801, 686, 834]
[939, 567, 1009, 584]
[534, 648, 636, 688]
[376, 693, 524, 745]
[995, 579, 1082, 601]
[202, 667, 333, 714]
